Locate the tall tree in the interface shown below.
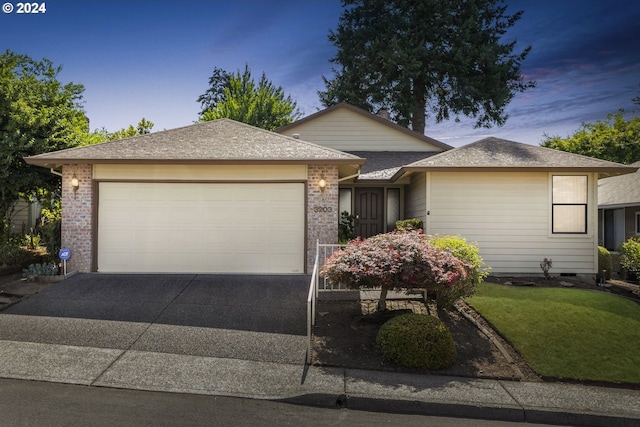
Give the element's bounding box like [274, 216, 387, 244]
[90, 118, 155, 143]
[198, 65, 301, 130]
[320, 0, 535, 134]
[197, 67, 232, 116]
[0, 50, 88, 226]
[541, 111, 640, 165]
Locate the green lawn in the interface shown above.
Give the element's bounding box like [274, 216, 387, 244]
[466, 283, 640, 384]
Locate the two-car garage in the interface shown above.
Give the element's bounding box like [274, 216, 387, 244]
[97, 181, 306, 274]
[25, 118, 362, 275]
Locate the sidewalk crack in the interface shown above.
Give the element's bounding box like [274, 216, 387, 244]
[90, 275, 197, 385]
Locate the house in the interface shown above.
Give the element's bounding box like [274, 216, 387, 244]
[598, 161, 640, 251]
[25, 103, 636, 277]
[278, 104, 636, 276]
[7, 199, 41, 234]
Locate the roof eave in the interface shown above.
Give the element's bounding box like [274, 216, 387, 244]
[24, 157, 366, 169]
[391, 165, 638, 181]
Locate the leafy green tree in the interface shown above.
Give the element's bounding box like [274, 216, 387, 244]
[541, 111, 640, 164]
[90, 118, 155, 143]
[0, 50, 88, 228]
[198, 65, 301, 130]
[320, 0, 535, 134]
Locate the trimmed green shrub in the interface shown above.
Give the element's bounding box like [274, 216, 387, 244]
[621, 237, 640, 271]
[597, 246, 612, 282]
[376, 313, 456, 370]
[429, 235, 489, 308]
[395, 218, 423, 232]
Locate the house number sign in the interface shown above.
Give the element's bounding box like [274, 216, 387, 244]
[313, 206, 333, 213]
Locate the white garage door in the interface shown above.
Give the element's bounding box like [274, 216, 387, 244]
[98, 182, 305, 273]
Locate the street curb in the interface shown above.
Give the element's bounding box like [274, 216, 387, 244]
[278, 393, 640, 427]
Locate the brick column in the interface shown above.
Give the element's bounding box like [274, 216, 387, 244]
[61, 164, 93, 272]
[307, 165, 338, 272]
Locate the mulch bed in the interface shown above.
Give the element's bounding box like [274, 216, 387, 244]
[311, 276, 639, 382]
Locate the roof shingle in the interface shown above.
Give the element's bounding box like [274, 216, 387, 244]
[25, 119, 364, 167]
[395, 137, 636, 177]
[598, 161, 640, 206]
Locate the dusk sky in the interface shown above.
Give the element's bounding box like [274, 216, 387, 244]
[2, 0, 639, 147]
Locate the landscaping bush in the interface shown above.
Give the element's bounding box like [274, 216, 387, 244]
[429, 235, 489, 308]
[338, 210, 355, 243]
[395, 218, 423, 232]
[597, 246, 612, 282]
[620, 237, 640, 281]
[321, 231, 469, 310]
[376, 313, 456, 370]
[23, 262, 59, 280]
[39, 198, 62, 261]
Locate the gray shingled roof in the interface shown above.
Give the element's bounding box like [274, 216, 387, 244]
[348, 151, 440, 180]
[598, 161, 640, 207]
[25, 119, 364, 167]
[394, 137, 636, 179]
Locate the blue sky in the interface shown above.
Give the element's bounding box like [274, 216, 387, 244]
[1, 0, 639, 147]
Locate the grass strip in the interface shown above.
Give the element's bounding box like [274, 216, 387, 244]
[467, 283, 640, 384]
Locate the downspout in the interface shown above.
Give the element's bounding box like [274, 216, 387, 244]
[50, 168, 62, 177]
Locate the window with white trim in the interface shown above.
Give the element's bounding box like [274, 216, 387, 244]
[635, 212, 640, 235]
[552, 175, 587, 234]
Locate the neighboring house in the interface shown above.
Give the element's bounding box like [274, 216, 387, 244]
[7, 199, 41, 234]
[25, 103, 636, 277]
[598, 161, 640, 251]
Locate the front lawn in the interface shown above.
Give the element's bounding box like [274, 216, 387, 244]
[467, 283, 640, 384]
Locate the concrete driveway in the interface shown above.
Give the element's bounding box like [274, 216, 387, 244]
[0, 273, 310, 365]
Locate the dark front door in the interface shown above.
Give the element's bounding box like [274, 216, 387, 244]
[354, 187, 384, 238]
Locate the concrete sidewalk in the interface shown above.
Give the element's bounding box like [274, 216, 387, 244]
[0, 336, 638, 426]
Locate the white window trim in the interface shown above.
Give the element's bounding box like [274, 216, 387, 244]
[548, 173, 593, 237]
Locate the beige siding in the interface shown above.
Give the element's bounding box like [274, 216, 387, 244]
[405, 173, 426, 225]
[9, 200, 40, 234]
[94, 164, 307, 181]
[281, 108, 442, 152]
[427, 172, 598, 274]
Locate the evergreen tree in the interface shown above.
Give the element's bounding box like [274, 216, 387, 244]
[320, 0, 535, 134]
[198, 65, 300, 130]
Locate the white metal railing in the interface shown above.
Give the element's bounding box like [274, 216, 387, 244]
[306, 241, 320, 364]
[317, 243, 347, 290]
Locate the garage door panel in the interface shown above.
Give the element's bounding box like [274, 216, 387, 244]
[98, 182, 304, 273]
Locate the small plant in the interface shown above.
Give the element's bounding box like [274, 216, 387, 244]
[23, 233, 42, 250]
[597, 246, 612, 284]
[337, 210, 355, 243]
[540, 258, 552, 279]
[376, 313, 456, 370]
[395, 218, 423, 232]
[620, 237, 640, 278]
[23, 262, 59, 280]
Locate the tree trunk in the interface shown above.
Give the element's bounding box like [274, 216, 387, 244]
[411, 77, 426, 135]
[377, 287, 389, 311]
